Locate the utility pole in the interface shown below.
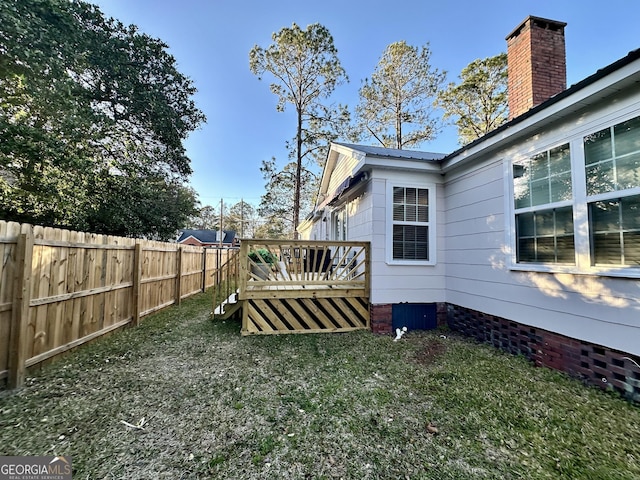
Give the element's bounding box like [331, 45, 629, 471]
[219, 198, 223, 247]
[241, 198, 245, 238]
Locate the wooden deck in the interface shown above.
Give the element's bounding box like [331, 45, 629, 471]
[213, 240, 370, 335]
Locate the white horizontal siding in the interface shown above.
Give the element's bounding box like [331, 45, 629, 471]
[327, 152, 360, 194]
[368, 174, 446, 304]
[346, 190, 373, 242]
[371, 269, 445, 304]
[369, 178, 388, 267]
[443, 104, 640, 355]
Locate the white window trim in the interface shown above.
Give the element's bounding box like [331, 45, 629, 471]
[504, 114, 640, 279]
[386, 182, 437, 266]
[331, 206, 347, 241]
[510, 141, 576, 266]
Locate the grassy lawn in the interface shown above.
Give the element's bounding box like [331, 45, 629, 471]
[1, 293, 639, 479]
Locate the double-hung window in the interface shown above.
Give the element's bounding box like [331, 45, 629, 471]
[585, 116, 640, 266]
[513, 144, 575, 264]
[389, 185, 432, 262]
[509, 113, 640, 274]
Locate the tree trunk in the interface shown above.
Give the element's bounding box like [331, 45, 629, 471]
[395, 98, 403, 149]
[293, 108, 303, 239]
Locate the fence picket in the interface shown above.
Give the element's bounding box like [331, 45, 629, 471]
[175, 246, 183, 305]
[0, 221, 21, 379]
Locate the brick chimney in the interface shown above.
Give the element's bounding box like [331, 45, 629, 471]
[506, 16, 567, 120]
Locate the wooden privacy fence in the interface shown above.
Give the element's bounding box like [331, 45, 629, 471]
[0, 221, 235, 389]
[236, 240, 370, 335]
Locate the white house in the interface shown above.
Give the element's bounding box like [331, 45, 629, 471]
[299, 16, 640, 401]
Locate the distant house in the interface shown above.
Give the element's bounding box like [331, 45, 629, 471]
[177, 229, 238, 247]
[300, 16, 640, 401]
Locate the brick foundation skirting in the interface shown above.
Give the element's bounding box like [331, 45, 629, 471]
[446, 304, 640, 403]
[370, 303, 392, 334]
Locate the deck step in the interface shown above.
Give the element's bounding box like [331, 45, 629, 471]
[213, 290, 241, 320]
[218, 300, 242, 320]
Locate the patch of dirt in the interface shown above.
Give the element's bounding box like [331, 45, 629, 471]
[415, 339, 447, 366]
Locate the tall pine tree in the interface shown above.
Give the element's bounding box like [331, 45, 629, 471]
[250, 23, 348, 238]
[356, 41, 445, 149]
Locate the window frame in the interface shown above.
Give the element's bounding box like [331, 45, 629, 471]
[506, 110, 640, 278]
[584, 117, 640, 268]
[588, 194, 640, 266]
[515, 206, 576, 264]
[386, 182, 436, 265]
[511, 142, 576, 266]
[332, 206, 347, 242]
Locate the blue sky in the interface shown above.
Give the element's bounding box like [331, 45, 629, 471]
[92, 0, 640, 209]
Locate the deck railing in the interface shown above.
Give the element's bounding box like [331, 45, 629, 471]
[214, 240, 372, 335]
[238, 239, 370, 299]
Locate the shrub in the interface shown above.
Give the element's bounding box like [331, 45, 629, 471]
[248, 248, 277, 264]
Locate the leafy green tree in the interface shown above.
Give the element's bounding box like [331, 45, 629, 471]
[0, 0, 204, 238]
[0, 0, 96, 226]
[438, 53, 508, 145]
[86, 175, 198, 240]
[250, 23, 348, 237]
[356, 41, 445, 149]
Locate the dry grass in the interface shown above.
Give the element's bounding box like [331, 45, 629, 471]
[1, 292, 639, 479]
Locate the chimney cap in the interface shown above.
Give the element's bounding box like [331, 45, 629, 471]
[506, 15, 567, 41]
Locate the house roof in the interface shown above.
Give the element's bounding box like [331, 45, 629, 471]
[317, 142, 446, 207]
[306, 46, 640, 230]
[333, 142, 445, 162]
[177, 229, 236, 244]
[442, 47, 640, 168]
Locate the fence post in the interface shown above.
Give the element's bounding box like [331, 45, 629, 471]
[239, 241, 249, 300]
[131, 243, 142, 327]
[8, 229, 34, 389]
[175, 246, 183, 306]
[215, 249, 221, 287]
[201, 247, 207, 292]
